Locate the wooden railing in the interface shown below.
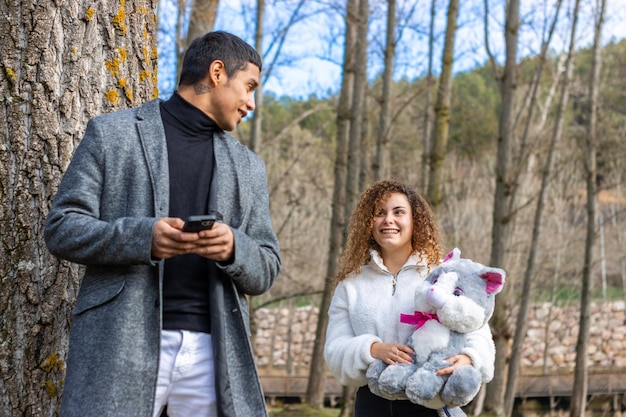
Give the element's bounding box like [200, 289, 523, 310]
[516, 370, 626, 397]
[260, 369, 626, 399]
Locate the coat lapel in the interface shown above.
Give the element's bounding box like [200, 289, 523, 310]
[211, 132, 246, 227]
[136, 99, 169, 217]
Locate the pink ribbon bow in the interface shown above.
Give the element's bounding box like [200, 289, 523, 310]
[400, 311, 440, 329]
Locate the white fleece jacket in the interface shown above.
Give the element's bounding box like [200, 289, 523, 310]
[324, 251, 496, 390]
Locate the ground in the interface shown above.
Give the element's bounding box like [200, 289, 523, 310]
[268, 403, 340, 417]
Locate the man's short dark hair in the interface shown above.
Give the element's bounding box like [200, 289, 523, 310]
[178, 31, 262, 87]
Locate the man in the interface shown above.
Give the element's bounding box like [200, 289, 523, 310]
[44, 31, 281, 417]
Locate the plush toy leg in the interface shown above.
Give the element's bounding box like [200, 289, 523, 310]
[376, 363, 416, 399]
[405, 364, 445, 405]
[440, 365, 482, 407]
[366, 359, 388, 398]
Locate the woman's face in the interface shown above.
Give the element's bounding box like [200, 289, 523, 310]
[372, 192, 414, 256]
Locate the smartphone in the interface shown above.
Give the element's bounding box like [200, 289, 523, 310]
[182, 214, 217, 232]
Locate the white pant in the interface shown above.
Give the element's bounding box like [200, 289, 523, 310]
[153, 330, 217, 417]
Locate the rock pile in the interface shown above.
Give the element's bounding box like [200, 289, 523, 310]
[520, 301, 626, 369]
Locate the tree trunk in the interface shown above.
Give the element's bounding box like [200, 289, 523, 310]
[174, 0, 218, 87]
[421, 0, 436, 192]
[306, 0, 358, 408]
[570, 0, 606, 416]
[338, 386, 356, 417]
[175, 0, 187, 85]
[374, 0, 395, 181]
[507, 0, 563, 209]
[186, 0, 219, 45]
[250, 0, 265, 153]
[0, 1, 158, 415]
[426, 0, 458, 211]
[503, 2, 573, 416]
[345, 0, 369, 218]
[485, 0, 520, 414]
[609, 203, 626, 308]
[251, 0, 305, 152]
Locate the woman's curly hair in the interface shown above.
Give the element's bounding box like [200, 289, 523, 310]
[335, 180, 443, 282]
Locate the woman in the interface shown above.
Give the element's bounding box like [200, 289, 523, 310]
[324, 180, 495, 417]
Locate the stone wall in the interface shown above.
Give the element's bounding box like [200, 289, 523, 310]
[253, 301, 626, 374]
[521, 301, 626, 369]
[254, 305, 319, 373]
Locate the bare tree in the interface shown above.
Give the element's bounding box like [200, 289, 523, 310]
[374, 0, 396, 181]
[508, 0, 563, 209]
[335, 3, 371, 410]
[250, 0, 265, 153]
[174, 0, 187, 83]
[484, 0, 520, 413]
[250, 0, 306, 152]
[421, 0, 436, 192]
[570, 0, 607, 416]
[0, 1, 157, 415]
[503, 2, 572, 416]
[306, 0, 359, 408]
[610, 201, 626, 307]
[426, 0, 459, 211]
[186, 0, 219, 44]
[345, 0, 369, 218]
[173, 0, 219, 88]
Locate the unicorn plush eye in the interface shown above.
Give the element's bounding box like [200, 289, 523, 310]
[453, 288, 464, 296]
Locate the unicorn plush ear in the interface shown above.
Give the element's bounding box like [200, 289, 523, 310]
[443, 247, 461, 263]
[481, 268, 506, 294]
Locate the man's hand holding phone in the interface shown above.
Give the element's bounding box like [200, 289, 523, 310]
[182, 214, 234, 262]
[182, 215, 217, 232]
[151, 214, 233, 262]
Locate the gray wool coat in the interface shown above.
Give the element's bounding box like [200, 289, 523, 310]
[44, 99, 281, 417]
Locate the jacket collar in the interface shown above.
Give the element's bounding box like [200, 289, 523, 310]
[369, 249, 428, 273]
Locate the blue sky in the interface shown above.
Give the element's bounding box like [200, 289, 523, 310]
[157, 0, 626, 100]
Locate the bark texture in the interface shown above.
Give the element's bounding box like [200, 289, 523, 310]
[0, 1, 157, 415]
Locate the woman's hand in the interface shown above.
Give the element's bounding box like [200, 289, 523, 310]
[436, 354, 472, 375]
[371, 342, 413, 365]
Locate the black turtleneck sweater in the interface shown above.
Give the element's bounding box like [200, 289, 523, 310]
[160, 92, 217, 333]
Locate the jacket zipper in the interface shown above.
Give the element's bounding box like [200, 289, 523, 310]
[383, 262, 424, 296]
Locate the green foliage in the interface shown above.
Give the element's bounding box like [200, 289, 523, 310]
[263, 92, 337, 145]
[449, 67, 499, 157]
[533, 286, 624, 306]
[596, 40, 626, 181]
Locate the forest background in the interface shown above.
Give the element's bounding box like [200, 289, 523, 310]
[1, 0, 626, 416]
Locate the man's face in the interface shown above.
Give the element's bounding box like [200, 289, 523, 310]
[209, 63, 259, 131]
